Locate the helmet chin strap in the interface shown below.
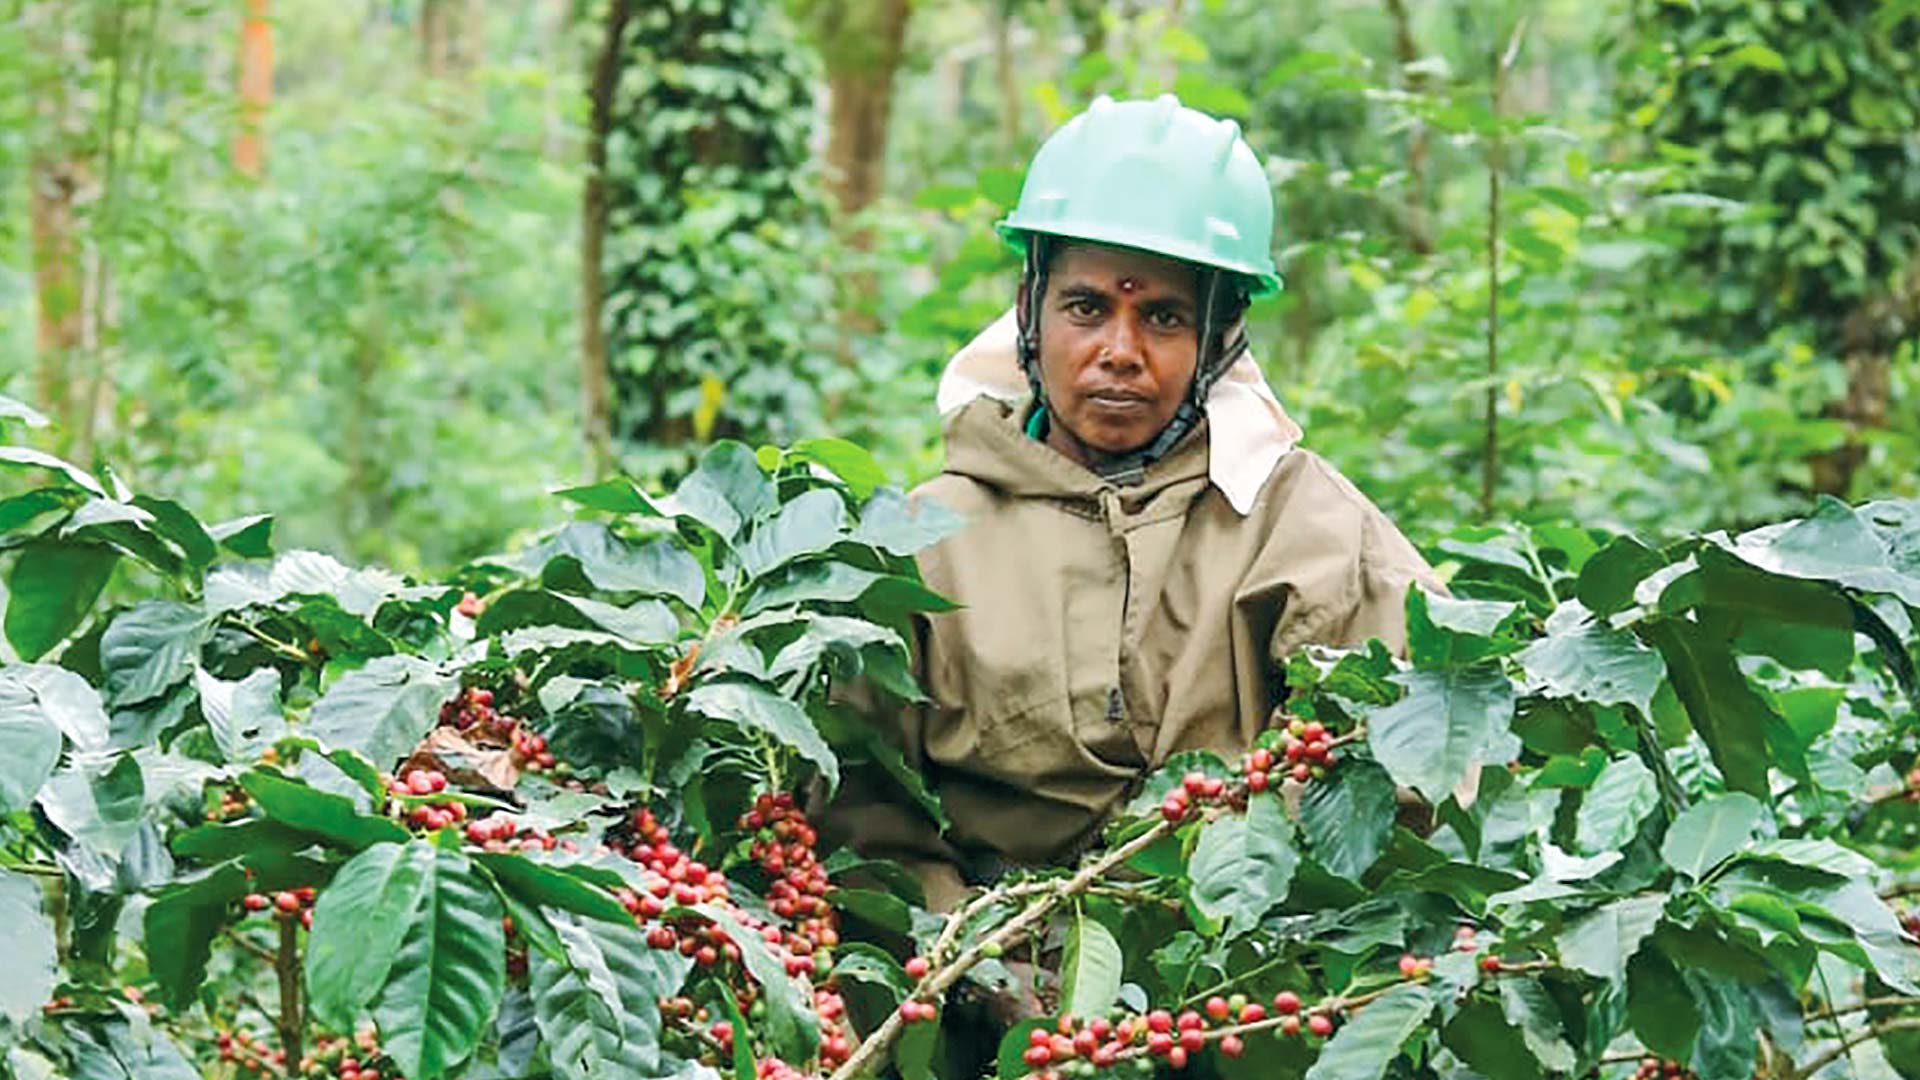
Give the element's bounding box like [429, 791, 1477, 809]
[1016, 238, 1251, 487]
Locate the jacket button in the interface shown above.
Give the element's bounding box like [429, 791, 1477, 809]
[1106, 686, 1126, 722]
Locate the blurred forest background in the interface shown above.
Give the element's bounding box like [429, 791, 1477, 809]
[3, 0, 1918, 575]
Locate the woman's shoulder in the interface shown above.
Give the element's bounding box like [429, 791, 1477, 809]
[1253, 448, 1433, 577]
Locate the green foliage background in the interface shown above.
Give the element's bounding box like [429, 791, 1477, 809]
[1, 0, 1917, 568]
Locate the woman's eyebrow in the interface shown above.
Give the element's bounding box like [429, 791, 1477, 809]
[1055, 283, 1109, 304]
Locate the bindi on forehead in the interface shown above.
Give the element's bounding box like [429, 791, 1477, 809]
[1118, 277, 1142, 293]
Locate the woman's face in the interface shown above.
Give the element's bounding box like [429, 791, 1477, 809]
[1035, 243, 1200, 461]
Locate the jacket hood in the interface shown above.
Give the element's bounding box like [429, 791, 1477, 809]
[941, 396, 1212, 504]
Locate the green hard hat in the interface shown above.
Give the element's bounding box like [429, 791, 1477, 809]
[998, 94, 1282, 297]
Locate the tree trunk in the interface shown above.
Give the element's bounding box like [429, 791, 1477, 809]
[421, 0, 452, 76]
[234, 0, 272, 178]
[1808, 266, 1918, 495]
[820, 0, 913, 223]
[579, 0, 632, 478]
[992, 3, 1019, 157]
[1065, 0, 1106, 57]
[1384, 0, 1435, 255]
[27, 1, 86, 452]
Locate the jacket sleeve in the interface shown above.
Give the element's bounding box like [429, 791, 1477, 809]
[1322, 508, 1445, 657]
[811, 616, 974, 913]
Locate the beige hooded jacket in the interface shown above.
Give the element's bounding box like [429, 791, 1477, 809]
[824, 396, 1439, 910]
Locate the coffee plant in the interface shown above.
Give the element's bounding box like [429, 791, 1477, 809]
[3, 404, 1920, 1080]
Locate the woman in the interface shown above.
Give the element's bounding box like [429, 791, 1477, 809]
[827, 95, 1438, 912]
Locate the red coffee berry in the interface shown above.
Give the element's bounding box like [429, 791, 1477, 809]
[904, 956, 929, 979]
[1308, 1014, 1334, 1038]
[1273, 991, 1302, 1015]
[1240, 1002, 1266, 1023]
[1146, 1010, 1174, 1034]
[1205, 996, 1230, 1021]
[1222, 1034, 1246, 1058]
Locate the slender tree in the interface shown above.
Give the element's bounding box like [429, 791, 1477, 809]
[234, 0, 272, 178]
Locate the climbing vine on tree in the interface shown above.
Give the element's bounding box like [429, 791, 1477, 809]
[600, 0, 836, 462]
[2, 396, 1920, 1080]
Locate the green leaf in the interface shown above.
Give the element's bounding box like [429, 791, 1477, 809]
[850, 488, 966, 555]
[208, 513, 274, 557]
[1303, 983, 1434, 1080]
[307, 654, 456, 768]
[0, 868, 57, 1022]
[833, 887, 914, 934]
[0, 445, 105, 497]
[1629, 950, 1700, 1059]
[1686, 969, 1758, 1080]
[684, 680, 838, 790]
[665, 442, 776, 541]
[307, 840, 438, 1028]
[1661, 793, 1764, 879]
[703, 904, 819, 1064]
[1643, 619, 1786, 796]
[131, 496, 218, 570]
[532, 911, 687, 1079]
[373, 848, 507, 1080]
[1519, 610, 1665, 719]
[5, 540, 116, 660]
[1558, 894, 1665, 983]
[1366, 664, 1517, 803]
[1441, 998, 1542, 1080]
[471, 852, 634, 925]
[0, 395, 49, 427]
[1729, 497, 1920, 605]
[1060, 914, 1124, 1020]
[830, 942, 912, 999]
[739, 488, 849, 578]
[143, 862, 251, 1008]
[100, 601, 213, 707]
[0, 670, 68, 810]
[1739, 838, 1876, 880]
[527, 522, 705, 608]
[0, 487, 80, 533]
[1575, 755, 1659, 854]
[1576, 536, 1666, 616]
[793, 437, 888, 498]
[241, 770, 410, 850]
[1187, 791, 1298, 937]
[1499, 977, 1577, 1072]
[1406, 589, 1526, 669]
[194, 667, 285, 762]
[1660, 548, 1856, 677]
[1299, 759, 1397, 881]
[65, 1014, 201, 1080]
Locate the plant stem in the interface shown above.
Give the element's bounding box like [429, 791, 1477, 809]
[226, 617, 313, 664]
[829, 816, 1183, 1080]
[1805, 997, 1920, 1025]
[1791, 1017, 1920, 1080]
[276, 916, 303, 1065]
[225, 926, 277, 965]
[1179, 952, 1292, 1010]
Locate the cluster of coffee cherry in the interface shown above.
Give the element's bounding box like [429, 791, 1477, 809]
[1160, 771, 1231, 823]
[1018, 990, 1338, 1079]
[1272, 718, 1341, 783]
[621, 797, 861, 1075]
[436, 686, 556, 773]
[1633, 1058, 1697, 1080]
[462, 811, 571, 854]
[742, 792, 840, 963]
[215, 1030, 286, 1075]
[209, 782, 252, 822]
[384, 768, 471, 832]
[301, 1028, 396, 1079]
[241, 886, 316, 930]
